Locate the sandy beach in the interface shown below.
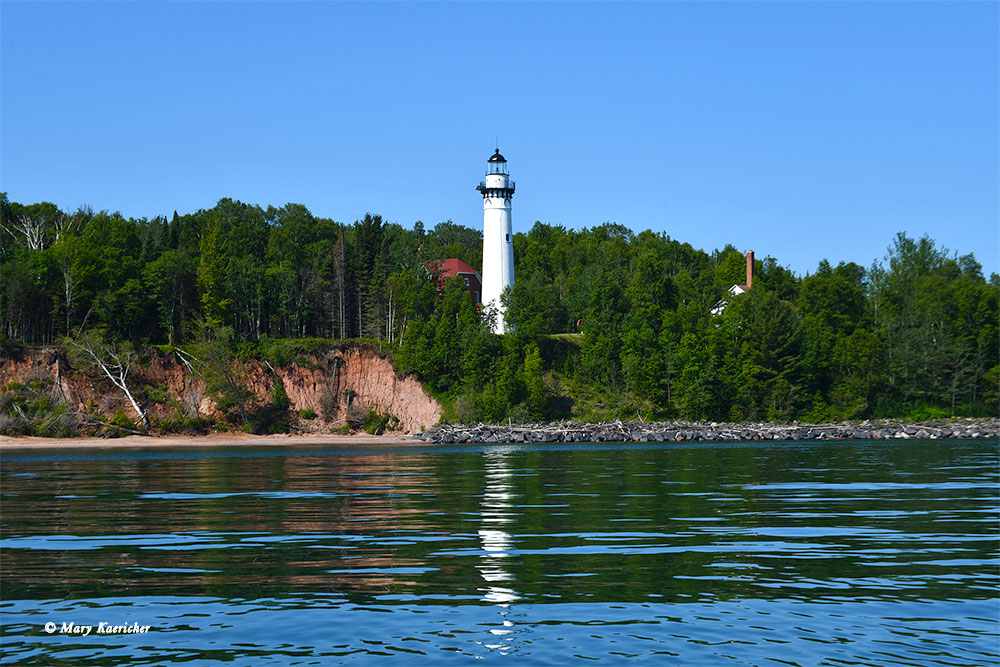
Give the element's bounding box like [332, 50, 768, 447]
[0, 432, 420, 450]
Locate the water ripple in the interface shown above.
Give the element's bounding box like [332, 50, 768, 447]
[1, 439, 996, 665]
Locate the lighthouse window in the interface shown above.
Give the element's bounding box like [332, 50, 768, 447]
[506, 234, 510, 242]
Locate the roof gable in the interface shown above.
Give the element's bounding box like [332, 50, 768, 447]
[429, 258, 480, 278]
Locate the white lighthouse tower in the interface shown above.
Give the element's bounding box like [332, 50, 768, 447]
[476, 148, 515, 334]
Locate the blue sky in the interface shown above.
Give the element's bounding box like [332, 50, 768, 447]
[2, 1, 997, 276]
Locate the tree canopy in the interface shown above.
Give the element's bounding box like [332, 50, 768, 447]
[2, 193, 996, 422]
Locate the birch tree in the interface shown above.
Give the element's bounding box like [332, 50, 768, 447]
[1, 213, 47, 250]
[65, 329, 151, 432]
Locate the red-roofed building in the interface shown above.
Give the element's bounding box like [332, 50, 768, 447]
[427, 258, 482, 305]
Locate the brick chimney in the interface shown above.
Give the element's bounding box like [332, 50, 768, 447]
[746, 250, 754, 289]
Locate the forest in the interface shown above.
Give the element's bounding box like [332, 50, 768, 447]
[1, 192, 997, 426]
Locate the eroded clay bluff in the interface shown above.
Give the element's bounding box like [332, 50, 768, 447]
[0, 345, 442, 434]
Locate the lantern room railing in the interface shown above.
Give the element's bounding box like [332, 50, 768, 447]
[477, 180, 516, 192]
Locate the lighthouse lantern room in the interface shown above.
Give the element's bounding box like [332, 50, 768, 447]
[476, 148, 516, 334]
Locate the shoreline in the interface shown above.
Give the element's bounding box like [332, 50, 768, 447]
[0, 432, 418, 450]
[415, 418, 1000, 444]
[2, 417, 997, 450]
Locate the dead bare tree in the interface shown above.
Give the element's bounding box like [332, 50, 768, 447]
[1, 213, 47, 250]
[52, 212, 83, 243]
[64, 330, 151, 433]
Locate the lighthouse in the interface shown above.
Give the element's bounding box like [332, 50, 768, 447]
[476, 148, 515, 333]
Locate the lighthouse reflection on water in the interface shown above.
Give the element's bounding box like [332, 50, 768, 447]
[477, 446, 521, 653]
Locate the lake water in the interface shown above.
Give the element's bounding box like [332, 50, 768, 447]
[1, 439, 997, 666]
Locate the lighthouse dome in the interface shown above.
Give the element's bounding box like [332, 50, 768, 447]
[488, 149, 506, 163]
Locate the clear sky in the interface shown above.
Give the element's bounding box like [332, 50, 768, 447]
[2, 1, 997, 277]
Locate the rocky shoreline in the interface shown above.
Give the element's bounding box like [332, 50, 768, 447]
[414, 418, 1000, 444]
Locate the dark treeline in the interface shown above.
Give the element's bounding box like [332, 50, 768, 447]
[0, 195, 481, 345]
[2, 193, 997, 423]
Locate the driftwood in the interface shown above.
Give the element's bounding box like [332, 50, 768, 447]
[73, 414, 154, 437]
[414, 418, 1000, 444]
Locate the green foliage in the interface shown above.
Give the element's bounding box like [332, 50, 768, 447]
[230, 336, 330, 365]
[271, 378, 289, 411]
[108, 409, 136, 432]
[299, 408, 317, 420]
[144, 249, 194, 344]
[904, 404, 953, 422]
[151, 414, 213, 435]
[185, 325, 254, 425]
[241, 400, 291, 435]
[522, 344, 547, 420]
[547, 333, 583, 346]
[396, 277, 496, 395]
[362, 409, 399, 435]
[135, 383, 171, 405]
[0, 378, 78, 437]
[2, 193, 995, 424]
